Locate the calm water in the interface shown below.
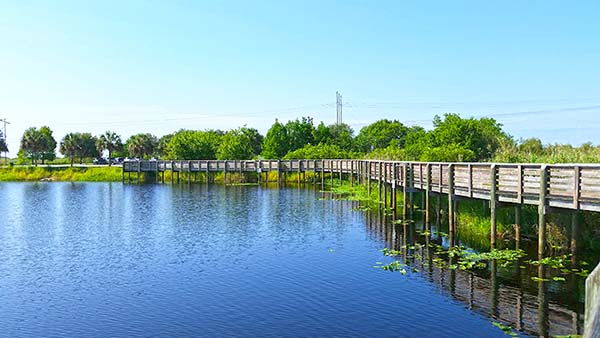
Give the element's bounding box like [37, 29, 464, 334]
[0, 182, 582, 337]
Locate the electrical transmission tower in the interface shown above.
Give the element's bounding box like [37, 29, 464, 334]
[336, 91, 343, 124]
[0, 118, 9, 164]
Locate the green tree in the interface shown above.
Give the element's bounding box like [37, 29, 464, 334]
[399, 126, 430, 160]
[261, 120, 289, 159]
[39, 126, 57, 164]
[165, 129, 221, 160]
[20, 127, 43, 165]
[284, 143, 350, 160]
[420, 144, 475, 162]
[429, 113, 506, 161]
[96, 131, 123, 165]
[312, 122, 332, 145]
[126, 133, 158, 159]
[240, 127, 263, 156]
[19, 127, 56, 165]
[519, 138, 544, 155]
[328, 123, 354, 151]
[216, 128, 254, 160]
[354, 119, 409, 152]
[60, 133, 80, 166]
[285, 117, 315, 151]
[78, 133, 99, 164]
[157, 133, 174, 158]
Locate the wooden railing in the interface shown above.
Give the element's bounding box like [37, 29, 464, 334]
[123, 160, 600, 213]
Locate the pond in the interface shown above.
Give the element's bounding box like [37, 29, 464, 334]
[0, 183, 584, 337]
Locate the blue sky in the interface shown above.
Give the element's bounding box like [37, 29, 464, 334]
[1, 0, 599, 154]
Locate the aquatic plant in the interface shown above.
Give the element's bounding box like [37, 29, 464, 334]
[491, 322, 518, 337]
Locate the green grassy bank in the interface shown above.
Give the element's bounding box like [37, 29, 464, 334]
[0, 166, 123, 182]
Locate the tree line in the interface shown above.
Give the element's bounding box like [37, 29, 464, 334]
[14, 114, 599, 165]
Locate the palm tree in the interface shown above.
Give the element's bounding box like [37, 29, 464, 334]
[127, 133, 158, 159]
[60, 133, 81, 166]
[96, 131, 123, 166]
[20, 127, 44, 166]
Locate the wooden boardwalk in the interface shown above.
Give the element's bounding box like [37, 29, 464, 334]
[123, 159, 600, 257]
[123, 159, 600, 212]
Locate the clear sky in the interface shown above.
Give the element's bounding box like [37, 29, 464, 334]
[1, 0, 599, 155]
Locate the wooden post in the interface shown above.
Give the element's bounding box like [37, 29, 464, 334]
[339, 160, 342, 186]
[137, 160, 141, 184]
[367, 162, 371, 197]
[170, 161, 174, 184]
[448, 164, 455, 233]
[384, 163, 388, 210]
[571, 212, 579, 263]
[350, 161, 354, 186]
[408, 163, 414, 217]
[573, 165, 581, 209]
[330, 160, 334, 190]
[515, 205, 521, 250]
[490, 164, 497, 248]
[188, 161, 191, 184]
[468, 164, 473, 198]
[402, 163, 408, 217]
[313, 160, 317, 186]
[517, 164, 523, 204]
[436, 192, 441, 222]
[425, 163, 431, 226]
[378, 161, 383, 204]
[321, 160, 325, 190]
[420, 164, 425, 209]
[206, 162, 210, 184]
[277, 160, 281, 187]
[122, 166, 125, 183]
[538, 165, 548, 258]
[391, 164, 397, 211]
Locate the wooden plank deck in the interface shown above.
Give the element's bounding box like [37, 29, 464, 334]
[123, 159, 600, 213]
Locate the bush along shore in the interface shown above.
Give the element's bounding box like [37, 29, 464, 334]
[0, 166, 123, 182]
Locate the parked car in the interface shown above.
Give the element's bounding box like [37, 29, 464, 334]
[93, 157, 108, 165]
[111, 157, 124, 165]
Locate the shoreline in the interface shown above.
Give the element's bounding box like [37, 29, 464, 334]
[0, 166, 123, 182]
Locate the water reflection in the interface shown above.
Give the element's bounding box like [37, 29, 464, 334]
[361, 207, 583, 337]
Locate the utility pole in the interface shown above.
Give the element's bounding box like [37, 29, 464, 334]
[0, 118, 9, 164]
[336, 91, 343, 125]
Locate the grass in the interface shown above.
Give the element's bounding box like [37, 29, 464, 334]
[0, 166, 123, 182]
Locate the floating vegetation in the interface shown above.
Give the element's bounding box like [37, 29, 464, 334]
[527, 255, 569, 269]
[374, 260, 406, 272]
[491, 322, 518, 337]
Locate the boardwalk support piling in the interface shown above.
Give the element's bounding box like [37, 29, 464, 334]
[425, 163, 431, 226]
[538, 165, 548, 258]
[448, 164, 455, 233]
[490, 164, 497, 248]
